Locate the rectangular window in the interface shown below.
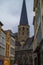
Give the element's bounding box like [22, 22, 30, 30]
[0, 32, 6, 46]
[10, 47, 14, 55]
[11, 38, 15, 46]
[37, 23, 42, 43]
[0, 46, 5, 56]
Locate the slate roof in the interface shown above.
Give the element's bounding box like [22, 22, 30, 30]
[20, 0, 28, 25]
[25, 36, 34, 47]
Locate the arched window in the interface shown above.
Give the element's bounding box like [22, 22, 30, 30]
[23, 27, 25, 30]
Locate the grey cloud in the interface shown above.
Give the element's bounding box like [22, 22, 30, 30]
[7, 0, 23, 16]
[0, 0, 34, 37]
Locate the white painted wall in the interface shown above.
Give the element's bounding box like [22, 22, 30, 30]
[10, 36, 15, 58]
[0, 31, 6, 56]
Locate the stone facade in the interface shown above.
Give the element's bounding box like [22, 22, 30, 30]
[18, 25, 29, 45]
[33, 0, 43, 65]
[15, 0, 34, 65]
[18, 0, 29, 45]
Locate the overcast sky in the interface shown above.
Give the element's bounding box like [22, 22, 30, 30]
[0, 0, 34, 37]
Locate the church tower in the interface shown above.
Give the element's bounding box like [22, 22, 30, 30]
[18, 0, 29, 45]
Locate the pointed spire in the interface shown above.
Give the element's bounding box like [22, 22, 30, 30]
[20, 0, 28, 25]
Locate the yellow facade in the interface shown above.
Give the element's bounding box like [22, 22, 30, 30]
[4, 30, 10, 65]
[4, 59, 10, 65]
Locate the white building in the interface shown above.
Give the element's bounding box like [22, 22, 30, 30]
[10, 33, 15, 65]
[0, 22, 6, 65]
[0, 22, 16, 65]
